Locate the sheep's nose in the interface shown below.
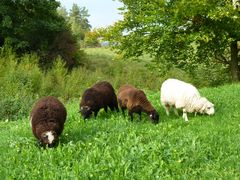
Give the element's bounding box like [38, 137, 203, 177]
[48, 143, 55, 148]
[210, 109, 215, 115]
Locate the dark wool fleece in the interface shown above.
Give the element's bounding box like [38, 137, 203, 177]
[30, 96, 67, 144]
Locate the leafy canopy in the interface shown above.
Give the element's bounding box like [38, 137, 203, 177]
[109, 0, 240, 76]
[0, 0, 66, 52]
[0, 0, 83, 69]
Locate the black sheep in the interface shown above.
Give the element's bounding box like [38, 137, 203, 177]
[117, 85, 159, 124]
[30, 96, 67, 147]
[80, 81, 119, 119]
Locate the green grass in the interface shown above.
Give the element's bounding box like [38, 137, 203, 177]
[1, 83, 240, 179]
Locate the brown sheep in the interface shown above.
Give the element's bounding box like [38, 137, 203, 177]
[30, 96, 67, 147]
[80, 81, 119, 120]
[117, 85, 159, 124]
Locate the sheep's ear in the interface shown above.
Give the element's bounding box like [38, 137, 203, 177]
[150, 114, 153, 118]
[86, 106, 91, 110]
[80, 107, 84, 110]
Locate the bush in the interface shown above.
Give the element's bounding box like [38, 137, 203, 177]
[0, 52, 41, 120]
[191, 63, 230, 87]
[0, 89, 36, 120]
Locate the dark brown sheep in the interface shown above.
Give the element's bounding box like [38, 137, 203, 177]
[30, 96, 67, 147]
[80, 81, 119, 119]
[117, 85, 159, 124]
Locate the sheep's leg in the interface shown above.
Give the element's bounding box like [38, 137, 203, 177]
[163, 104, 170, 116]
[173, 108, 179, 116]
[121, 108, 125, 117]
[138, 112, 142, 121]
[115, 106, 119, 112]
[109, 106, 114, 111]
[113, 101, 119, 112]
[104, 106, 108, 113]
[128, 111, 133, 121]
[94, 111, 99, 118]
[182, 109, 189, 122]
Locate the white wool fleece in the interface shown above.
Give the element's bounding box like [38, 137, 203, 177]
[160, 78, 214, 121]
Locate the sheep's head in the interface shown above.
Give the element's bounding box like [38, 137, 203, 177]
[149, 110, 159, 124]
[40, 131, 57, 147]
[203, 102, 215, 115]
[199, 97, 215, 115]
[80, 106, 92, 119]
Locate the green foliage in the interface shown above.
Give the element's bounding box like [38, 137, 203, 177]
[84, 31, 100, 47]
[46, 31, 83, 69]
[0, 0, 65, 52]
[109, 0, 240, 81]
[0, 0, 83, 69]
[1, 84, 240, 178]
[0, 52, 41, 120]
[84, 28, 110, 47]
[68, 4, 91, 40]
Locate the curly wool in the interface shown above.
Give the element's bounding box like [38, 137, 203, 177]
[80, 81, 119, 119]
[30, 96, 67, 146]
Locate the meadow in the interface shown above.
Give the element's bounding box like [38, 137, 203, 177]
[0, 47, 239, 179]
[0, 83, 240, 179]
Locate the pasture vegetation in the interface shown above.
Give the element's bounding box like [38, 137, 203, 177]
[0, 47, 229, 120]
[0, 47, 239, 178]
[0, 47, 159, 120]
[0, 83, 240, 178]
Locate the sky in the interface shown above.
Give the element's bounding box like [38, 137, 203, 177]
[58, 0, 123, 29]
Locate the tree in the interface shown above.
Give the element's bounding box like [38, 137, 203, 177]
[0, 0, 65, 52]
[109, 0, 240, 81]
[69, 3, 91, 40]
[0, 0, 81, 68]
[57, 6, 69, 21]
[84, 28, 109, 47]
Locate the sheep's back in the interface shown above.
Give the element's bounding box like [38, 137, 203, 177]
[131, 90, 154, 111]
[161, 79, 200, 104]
[31, 96, 66, 125]
[92, 81, 117, 104]
[117, 85, 136, 106]
[30, 96, 67, 137]
[118, 85, 135, 94]
[118, 85, 153, 111]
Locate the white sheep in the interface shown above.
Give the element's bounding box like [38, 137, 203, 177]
[160, 78, 214, 122]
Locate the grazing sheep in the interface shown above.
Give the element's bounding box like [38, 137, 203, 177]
[160, 78, 215, 122]
[117, 85, 159, 124]
[80, 81, 119, 119]
[30, 96, 67, 147]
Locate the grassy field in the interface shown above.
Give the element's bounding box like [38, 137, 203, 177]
[0, 83, 240, 179]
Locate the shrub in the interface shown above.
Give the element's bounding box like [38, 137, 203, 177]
[0, 52, 41, 120]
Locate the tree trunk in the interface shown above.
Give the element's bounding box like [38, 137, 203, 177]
[230, 41, 239, 81]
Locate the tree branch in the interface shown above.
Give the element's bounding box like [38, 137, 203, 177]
[214, 53, 229, 65]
